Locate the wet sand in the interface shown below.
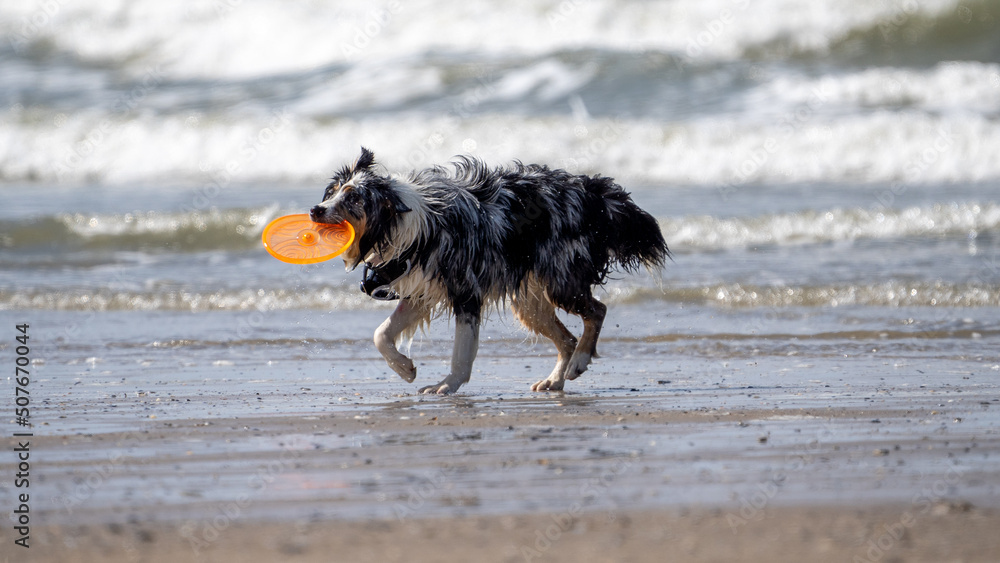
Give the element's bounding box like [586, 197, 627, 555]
[2, 305, 996, 562]
[9, 378, 1000, 562]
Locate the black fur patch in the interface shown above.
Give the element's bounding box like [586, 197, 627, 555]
[319, 149, 669, 316]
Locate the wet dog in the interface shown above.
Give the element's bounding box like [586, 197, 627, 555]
[310, 148, 669, 394]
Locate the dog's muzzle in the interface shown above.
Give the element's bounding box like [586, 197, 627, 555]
[309, 205, 342, 224]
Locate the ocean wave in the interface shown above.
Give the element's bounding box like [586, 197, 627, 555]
[821, 0, 1000, 65]
[759, 61, 1000, 116]
[608, 281, 1000, 308]
[0, 285, 383, 313]
[2, 108, 999, 185]
[663, 202, 1000, 249]
[0, 206, 283, 253]
[3, 0, 998, 188]
[4, 279, 997, 312]
[0, 0, 972, 79]
[2, 201, 996, 255]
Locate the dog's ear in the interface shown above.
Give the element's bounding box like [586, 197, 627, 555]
[356, 147, 376, 171]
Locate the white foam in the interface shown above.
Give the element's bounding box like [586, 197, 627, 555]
[5, 277, 998, 312]
[0, 0, 965, 79]
[662, 202, 1000, 249]
[57, 206, 279, 239]
[4, 106, 999, 186]
[4, 0, 995, 187]
[759, 62, 1000, 117]
[0, 286, 387, 312]
[488, 59, 598, 103]
[290, 64, 445, 116]
[42, 200, 1000, 254]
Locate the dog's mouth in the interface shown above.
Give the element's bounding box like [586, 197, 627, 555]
[312, 210, 364, 270]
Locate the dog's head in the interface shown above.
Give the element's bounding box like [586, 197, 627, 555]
[310, 147, 411, 270]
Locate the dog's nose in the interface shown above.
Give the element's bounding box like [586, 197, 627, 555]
[309, 205, 325, 220]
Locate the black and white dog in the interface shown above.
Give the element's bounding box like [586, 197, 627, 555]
[310, 148, 669, 394]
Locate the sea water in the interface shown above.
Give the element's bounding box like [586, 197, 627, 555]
[1, 0, 998, 419]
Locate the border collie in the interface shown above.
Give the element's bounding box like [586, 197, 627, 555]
[310, 148, 669, 394]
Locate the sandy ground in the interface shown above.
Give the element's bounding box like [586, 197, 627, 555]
[26, 503, 1000, 563]
[7, 393, 1000, 562]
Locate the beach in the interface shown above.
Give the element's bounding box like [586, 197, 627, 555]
[3, 0, 1000, 560]
[5, 303, 1000, 561]
[11, 349, 1000, 562]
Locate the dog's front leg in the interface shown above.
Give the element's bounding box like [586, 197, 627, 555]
[419, 312, 480, 395]
[374, 299, 425, 383]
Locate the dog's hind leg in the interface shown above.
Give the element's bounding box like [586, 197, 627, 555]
[419, 311, 480, 395]
[374, 299, 427, 383]
[512, 283, 578, 392]
[563, 291, 607, 382]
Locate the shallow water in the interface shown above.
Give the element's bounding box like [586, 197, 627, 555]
[2, 0, 999, 533]
[20, 308, 1000, 527]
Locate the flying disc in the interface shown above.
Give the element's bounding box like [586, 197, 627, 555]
[262, 214, 355, 265]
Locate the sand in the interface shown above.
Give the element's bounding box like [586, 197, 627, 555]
[27, 503, 1000, 563]
[9, 391, 1000, 562]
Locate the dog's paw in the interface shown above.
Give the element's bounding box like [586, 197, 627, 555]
[564, 352, 592, 381]
[530, 378, 564, 392]
[418, 381, 457, 395]
[389, 357, 417, 383]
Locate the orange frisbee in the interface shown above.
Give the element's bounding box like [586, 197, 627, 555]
[262, 214, 355, 265]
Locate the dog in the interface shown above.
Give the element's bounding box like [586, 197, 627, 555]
[310, 147, 669, 394]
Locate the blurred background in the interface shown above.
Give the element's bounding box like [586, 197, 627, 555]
[1, 0, 998, 376]
[2, 0, 999, 186]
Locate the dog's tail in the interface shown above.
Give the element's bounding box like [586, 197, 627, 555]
[588, 176, 671, 273]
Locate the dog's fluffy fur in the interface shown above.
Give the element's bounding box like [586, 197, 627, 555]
[311, 147, 669, 394]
